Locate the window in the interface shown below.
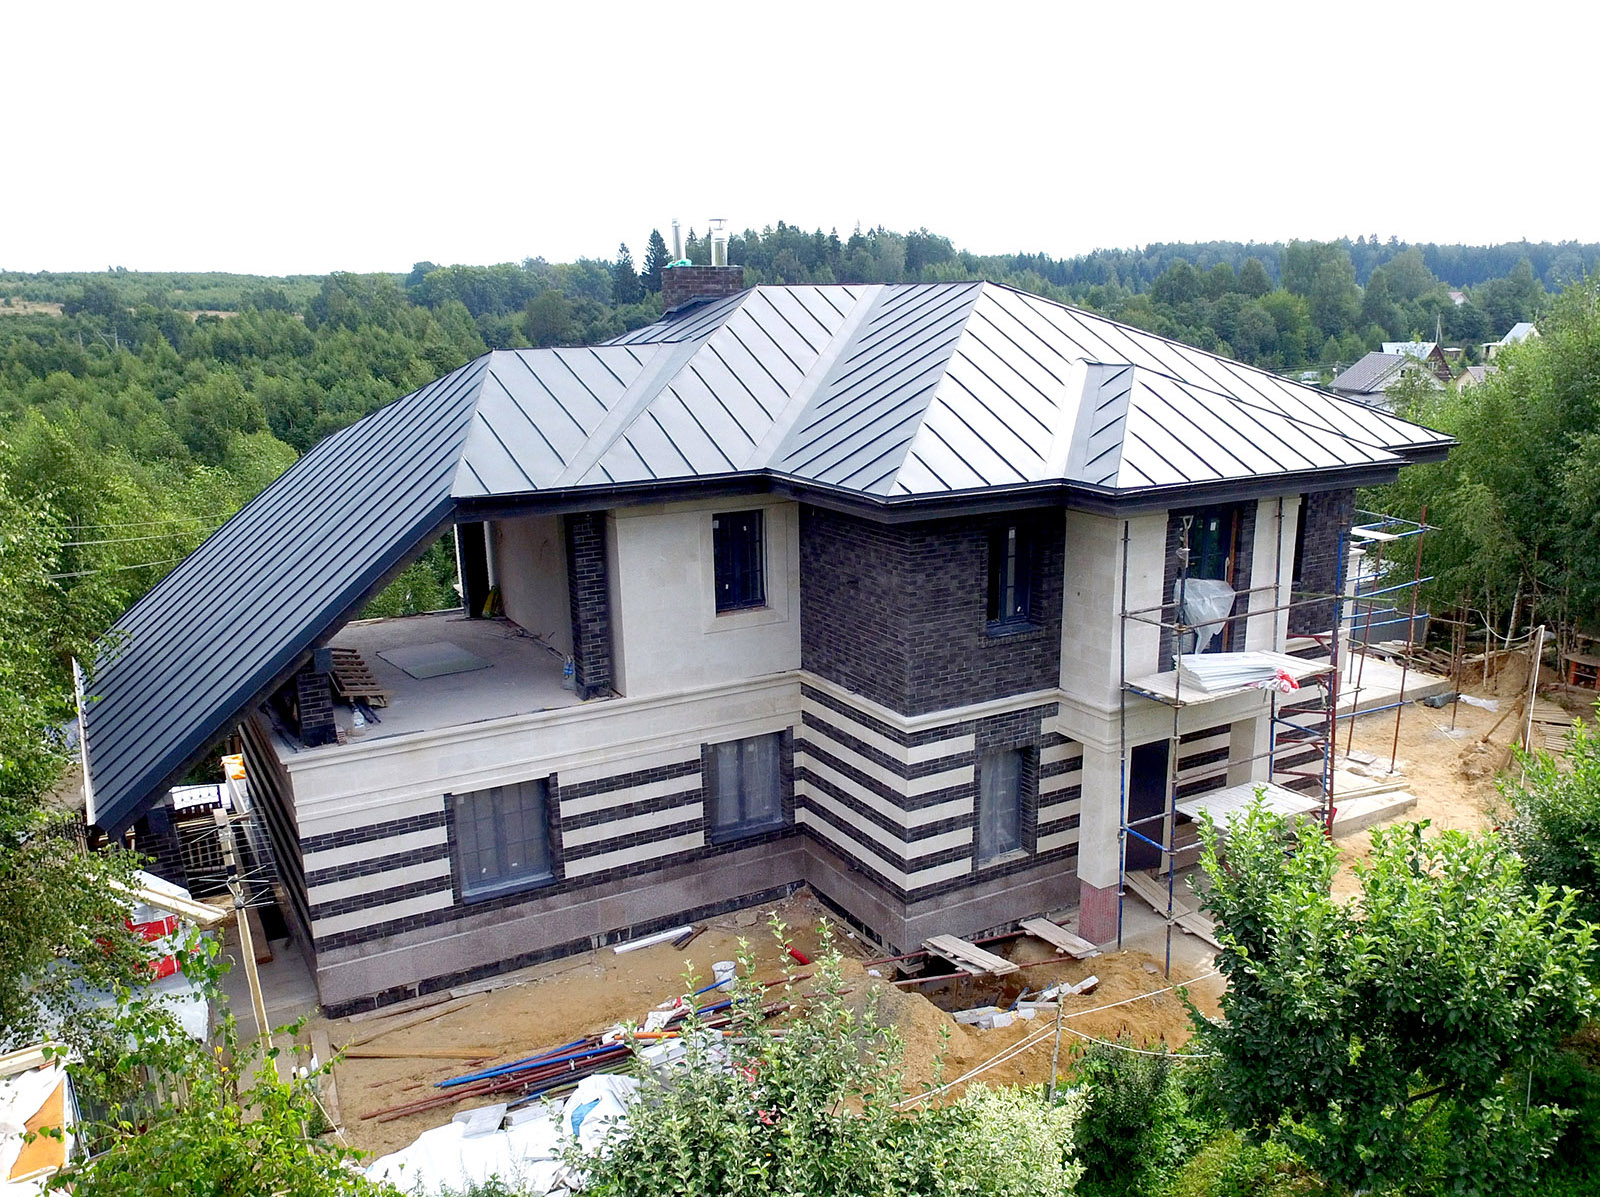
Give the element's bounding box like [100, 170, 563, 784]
[1188, 507, 1237, 582]
[986, 524, 1034, 628]
[453, 779, 553, 900]
[707, 733, 784, 839]
[713, 510, 765, 613]
[977, 748, 1026, 861]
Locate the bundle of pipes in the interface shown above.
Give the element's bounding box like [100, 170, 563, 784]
[360, 992, 793, 1124]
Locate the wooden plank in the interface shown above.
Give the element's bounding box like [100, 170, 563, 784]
[1122, 872, 1222, 951]
[345, 992, 452, 1023]
[922, 935, 1019, 976]
[343, 1046, 496, 1061]
[339, 997, 476, 1048]
[310, 1028, 341, 1129]
[1019, 917, 1098, 959]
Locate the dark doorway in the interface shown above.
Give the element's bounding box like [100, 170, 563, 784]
[1126, 740, 1172, 871]
[457, 522, 489, 618]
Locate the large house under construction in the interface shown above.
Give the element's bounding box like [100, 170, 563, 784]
[82, 269, 1454, 1013]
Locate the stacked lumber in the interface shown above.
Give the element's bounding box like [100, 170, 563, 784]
[1122, 871, 1221, 950]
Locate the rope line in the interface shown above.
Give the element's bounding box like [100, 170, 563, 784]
[897, 968, 1222, 1107]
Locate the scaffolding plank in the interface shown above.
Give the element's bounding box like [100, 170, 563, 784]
[1121, 872, 1222, 950]
[922, 935, 1019, 976]
[1019, 917, 1098, 958]
[1174, 780, 1322, 824]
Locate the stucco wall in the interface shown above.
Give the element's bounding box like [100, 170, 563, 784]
[494, 515, 572, 654]
[609, 497, 801, 697]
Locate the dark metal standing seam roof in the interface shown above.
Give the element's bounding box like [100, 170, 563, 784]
[83, 357, 489, 834]
[85, 281, 1456, 835]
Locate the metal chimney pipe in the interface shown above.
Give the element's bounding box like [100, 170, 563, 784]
[707, 217, 728, 267]
[670, 219, 682, 261]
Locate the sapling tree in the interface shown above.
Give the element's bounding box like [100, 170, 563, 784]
[1192, 805, 1595, 1194]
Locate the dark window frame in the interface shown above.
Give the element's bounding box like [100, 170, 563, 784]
[450, 778, 557, 903]
[986, 522, 1037, 632]
[705, 732, 786, 842]
[713, 509, 766, 613]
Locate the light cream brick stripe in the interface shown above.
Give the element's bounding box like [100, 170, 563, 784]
[794, 751, 971, 828]
[563, 831, 705, 879]
[796, 809, 972, 890]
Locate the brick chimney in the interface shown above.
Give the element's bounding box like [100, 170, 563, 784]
[661, 263, 745, 312]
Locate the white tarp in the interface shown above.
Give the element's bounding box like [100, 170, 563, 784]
[365, 1073, 638, 1195]
[1175, 577, 1236, 653]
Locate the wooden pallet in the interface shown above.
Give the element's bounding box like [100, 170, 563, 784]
[922, 935, 1019, 976]
[1019, 917, 1098, 958]
[329, 648, 388, 706]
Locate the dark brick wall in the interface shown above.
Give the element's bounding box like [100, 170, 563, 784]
[294, 666, 336, 747]
[564, 512, 613, 699]
[1160, 502, 1257, 666]
[1289, 489, 1355, 636]
[800, 506, 1064, 717]
[661, 265, 746, 311]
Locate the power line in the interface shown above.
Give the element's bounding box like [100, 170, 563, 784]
[62, 515, 219, 531]
[896, 968, 1222, 1108]
[46, 557, 184, 580]
[60, 529, 216, 548]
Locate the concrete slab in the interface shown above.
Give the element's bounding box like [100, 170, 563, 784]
[1332, 791, 1417, 837]
[219, 924, 319, 1035]
[325, 613, 586, 743]
[1337, 652, 1451, 715]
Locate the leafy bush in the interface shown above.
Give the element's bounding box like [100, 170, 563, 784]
[1166, 1132, 1327, 1197]
[1502, 719, 1600, 928]
[1194, 806, 1596, 1195]
[574, 919, 1080, 1197]
[1070, 1037, 1211, 1196]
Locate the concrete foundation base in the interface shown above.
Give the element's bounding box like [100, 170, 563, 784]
[1077, 878, 1120, 945]
[801, 836, 1080, 954]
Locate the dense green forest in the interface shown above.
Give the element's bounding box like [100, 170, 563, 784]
[0, 224, 1580, 707]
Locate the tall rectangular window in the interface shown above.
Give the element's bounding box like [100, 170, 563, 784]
[453, 779, 553, 900]
[986, 524, 1034, 628]
[707, 733, 783, 839]
[977, 748, 1025, 861]
[713, 510, 765, 613]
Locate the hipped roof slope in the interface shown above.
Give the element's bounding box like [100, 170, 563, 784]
[84, 282, 1452, 834]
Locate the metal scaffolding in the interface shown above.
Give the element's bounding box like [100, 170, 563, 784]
[1115, 506, 1431, 974]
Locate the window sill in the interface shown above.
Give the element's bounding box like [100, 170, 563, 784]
[460, 871, 556, 905]
[984, 619, 1046, 641]
[707, 818, 788, 846]
[976, 847, 1030, 869]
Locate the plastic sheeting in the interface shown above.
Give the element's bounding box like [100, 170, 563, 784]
[0, 1061, 72, 1196]
[1175, 577, 1236, 653]
[364, 1073, 639, 1194]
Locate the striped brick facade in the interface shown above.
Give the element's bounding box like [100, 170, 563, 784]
[794, 682, 1083, 915]
[293, 745, 801, 960]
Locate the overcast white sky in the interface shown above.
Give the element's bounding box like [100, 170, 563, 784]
[4, 0, 1595, 275]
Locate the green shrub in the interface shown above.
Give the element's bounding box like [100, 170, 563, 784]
[1502, 719, 1600, 929]
[573, 919, 1080, 1197]
[1070, 1036, 1209, 1196]
[1166, 1132, 1327, 1197]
